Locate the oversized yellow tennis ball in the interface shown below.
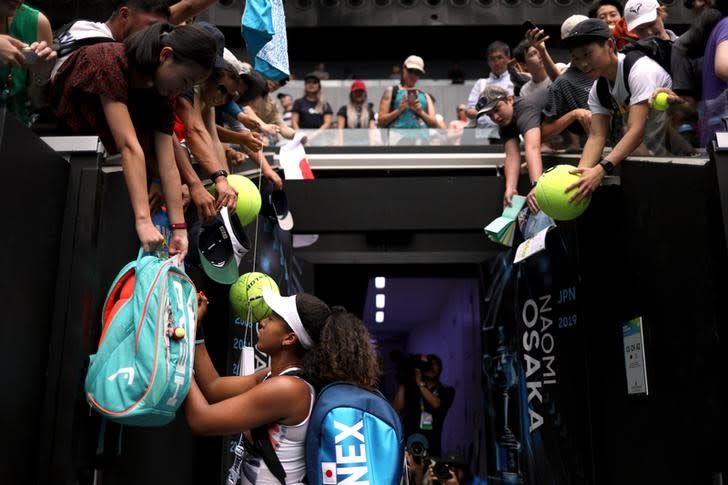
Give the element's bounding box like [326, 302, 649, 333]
[535, 165, 591, 221]
[208, 174, 261, 226]
[652, 92, 670, 111]
[229, 272, 279, 322]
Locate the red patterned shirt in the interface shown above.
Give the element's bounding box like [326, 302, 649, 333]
[51, 42, 175, 155]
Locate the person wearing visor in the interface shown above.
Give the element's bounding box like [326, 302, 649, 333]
[476, 85, 543, 213]
[185, 291, 380, 484]
[378, 55, 439, 129]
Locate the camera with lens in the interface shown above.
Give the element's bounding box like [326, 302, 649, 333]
[432, 453, 467, 482]
[406, 434, 429, 465]
[391, 351, 436, 384]
[413, 356, 434, 372]
[433, 461, 452, 480]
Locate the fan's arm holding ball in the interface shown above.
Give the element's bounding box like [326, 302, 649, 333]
[567, 113, 612, 202]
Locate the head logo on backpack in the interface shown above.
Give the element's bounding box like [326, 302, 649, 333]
[306, 383, 404, 485]
[84, 250, 198, 426]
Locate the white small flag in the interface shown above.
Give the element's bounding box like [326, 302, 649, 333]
[322, 462, 337, 484]
[279, 133, 314, 180]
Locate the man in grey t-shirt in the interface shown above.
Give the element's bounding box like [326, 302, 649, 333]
[476, 86, 547, 213]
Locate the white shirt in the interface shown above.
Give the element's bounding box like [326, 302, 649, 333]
[467, 72, 515, 129]
[51, 21, 114, 79]
[241, 375, 315, 485]
[519, 63, 568, 99]
[588, 53, 672, 115]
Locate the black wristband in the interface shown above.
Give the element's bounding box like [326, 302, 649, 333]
[598, 159, 615, 175]
[209, 170, 228, 182]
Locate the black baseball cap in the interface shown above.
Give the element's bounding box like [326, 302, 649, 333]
[475, 86, 509, 119]
[561, 18, 612, 49]
[194, 21, 226, 69]
[304, 72, 321, 83]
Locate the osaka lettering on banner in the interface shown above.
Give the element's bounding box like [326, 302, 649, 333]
[521, 294, 557, 432]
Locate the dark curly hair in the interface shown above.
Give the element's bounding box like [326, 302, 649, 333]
[292, 294, 380, 390]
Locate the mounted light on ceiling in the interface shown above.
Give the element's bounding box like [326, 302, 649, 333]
[375, 311, 385, 323]
[375, 277, 386, 289]
[376, 294, 386, 309]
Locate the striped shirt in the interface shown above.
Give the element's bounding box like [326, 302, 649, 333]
[542, 65, 593, 134]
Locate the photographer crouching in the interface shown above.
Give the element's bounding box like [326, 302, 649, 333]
[426, 453, 488, 485]
[394, 354, 455, 457]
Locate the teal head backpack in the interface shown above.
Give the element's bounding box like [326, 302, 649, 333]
[85, 250, 198, 426]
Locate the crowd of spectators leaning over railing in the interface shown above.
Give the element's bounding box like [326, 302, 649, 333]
[2, 0, 728, 251]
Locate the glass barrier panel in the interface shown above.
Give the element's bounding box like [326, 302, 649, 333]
[273, 128, 503, 147]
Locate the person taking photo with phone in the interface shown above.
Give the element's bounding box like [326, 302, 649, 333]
[0, 0, 56, 125]
[378, 55, 440, 129]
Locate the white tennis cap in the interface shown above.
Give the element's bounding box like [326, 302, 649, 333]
[624, 0, 660, 32]
[262, 289, 314, 349]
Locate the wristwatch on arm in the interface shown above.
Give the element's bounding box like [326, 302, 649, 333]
[209, 169, 228, 183]
[598, 159, 615, 175]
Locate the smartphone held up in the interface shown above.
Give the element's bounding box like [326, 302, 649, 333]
[21, 47, 38, 66]
[407, 89, 419, 106]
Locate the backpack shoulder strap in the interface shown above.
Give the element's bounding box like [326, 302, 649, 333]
[389, 85, 399, 112]
[53, 21, 115, 58]
[245, 367, 308, 485]
[621, 49, 645, 101]
[249, 426, 288, 485]
[279, 367, 304, 378]
[52, 20, 75, 44]
[596, 77, 615, 112]
[58, 36, 114, 58]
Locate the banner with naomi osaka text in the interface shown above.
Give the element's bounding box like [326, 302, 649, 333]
[481, 224, 593, 485]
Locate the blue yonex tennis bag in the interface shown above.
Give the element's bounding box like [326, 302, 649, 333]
[306, 382, 404, 485]
[84, 250, 198, 426]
